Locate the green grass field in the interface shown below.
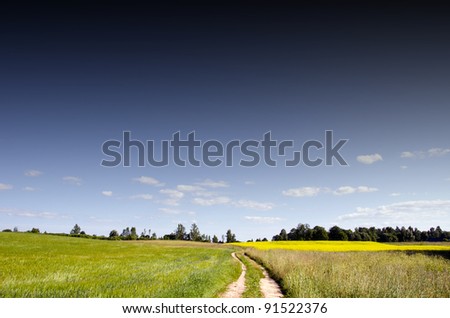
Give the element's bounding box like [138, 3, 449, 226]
[2, 233, 449, 298]
[241, 241, 450, 297]
[0, 233, 240, 297]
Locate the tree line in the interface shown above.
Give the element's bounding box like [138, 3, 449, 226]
[4, 223, 449, 243]
[1, 223, 238, 244]
[270, 224, 450, 242]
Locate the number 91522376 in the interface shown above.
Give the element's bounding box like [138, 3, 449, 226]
[264, 302, 327, 314]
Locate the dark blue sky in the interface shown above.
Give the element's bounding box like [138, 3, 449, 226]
[1, 1, 450, 239]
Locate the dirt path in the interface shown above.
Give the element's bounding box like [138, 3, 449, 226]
[220, 252, 246, 298]
[221, 252, 283, 298]
[259, 265, 284, 298]
[245, 255, 283, 298]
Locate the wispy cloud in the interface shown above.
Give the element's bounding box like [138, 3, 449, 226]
[23, 186, 37, 192]
[24, 170, 43, 177]
[192, 196, 231, 206]
[233, 200, 274, 211]
[282, 187, 322, 197]
[401, 148, 450, 159]
[133, 176, 164, 186]
[160, 189, 184, 199]
[0, 208, 66, 219]
[195, 179, 229, 188]
[63, 176, 82, 186]
[176, 184, 217, 197]
[159, 189, 184, 206]
[401, 151, 417, 158]
[283, 185, 378, 197]
[428, 148, 450, 157]
[356, 153, 383, 165]
[244, 216, 283, 224]
[130, 194, 153, 200]
[158, 207, 181, 215]
[102, 191, 113, 197]
[176, 185, 205, 192]
[0, 183, 13, 190]
[333, 186, 378, 196]
[337, 200, 450, 227]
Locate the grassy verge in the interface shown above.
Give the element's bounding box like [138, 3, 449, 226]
[0, 232, 240, 297]
[246, 248, 450, 297]
[235, 253, 263, 298]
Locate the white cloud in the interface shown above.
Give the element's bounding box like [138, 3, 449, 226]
[337, 200, 450, 227]
[159, 189, 184, 206]
[23, 186, 37, 192]
[159, 208, 181, 215]
[0, 183, 13, 190]
[233, 200, 274, 211]
[401, 151, 416, 158]
[283, 185, 378, 197]
[400, 165, 408, 169]
[428, 148, 450, 157]
[160, 199, 180, 206]
[282, 187, 321, 197]
[133, 176, 164, 186]
[333, 186, 378, 196]
[195, 179, 229, 188]
[192, 190, 217, 197]
[390, 192, 401, 197]
[244, 181, 255, 185]
[130, 194, 153, 200]
[63, 176, 82, 186]
[175, 184, 217, 197]
[192, 196, 231, 206]
[160, 189, 184, 199]
[401, 148, 450, 159]
[244, 216, 283, 224]
[176, 185, 205, 192]
[0, 208, 64, 219]
[102, 191, 113, 197]
[356, 153, 383, 165]
[24, 170, 43, 177]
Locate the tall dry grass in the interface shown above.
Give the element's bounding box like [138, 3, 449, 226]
[246, 249, 450, 297]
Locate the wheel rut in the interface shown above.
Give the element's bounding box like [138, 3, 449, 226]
[221, 252, 282, 298]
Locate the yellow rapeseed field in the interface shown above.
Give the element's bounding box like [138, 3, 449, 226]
[232, 240, 450, 252]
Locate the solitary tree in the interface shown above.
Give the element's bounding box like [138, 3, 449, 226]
[109, 230, 119, 239]
[130, 227, 138, 240]
[189, 223, 201, 241]
[175, 224, 186, 240]
[226, 229, 236, 243]
[70, 224, 81, 235]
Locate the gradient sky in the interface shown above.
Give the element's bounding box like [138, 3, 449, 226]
[1, 1, 449, 240]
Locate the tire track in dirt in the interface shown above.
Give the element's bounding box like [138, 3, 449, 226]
[245, 254, 283, 298]
[220, 252, 246, 298]
[221, 252, 283, 298]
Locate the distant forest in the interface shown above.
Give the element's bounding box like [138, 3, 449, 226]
[269, 224, 450, 243]
[2, 223, 449, 243]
